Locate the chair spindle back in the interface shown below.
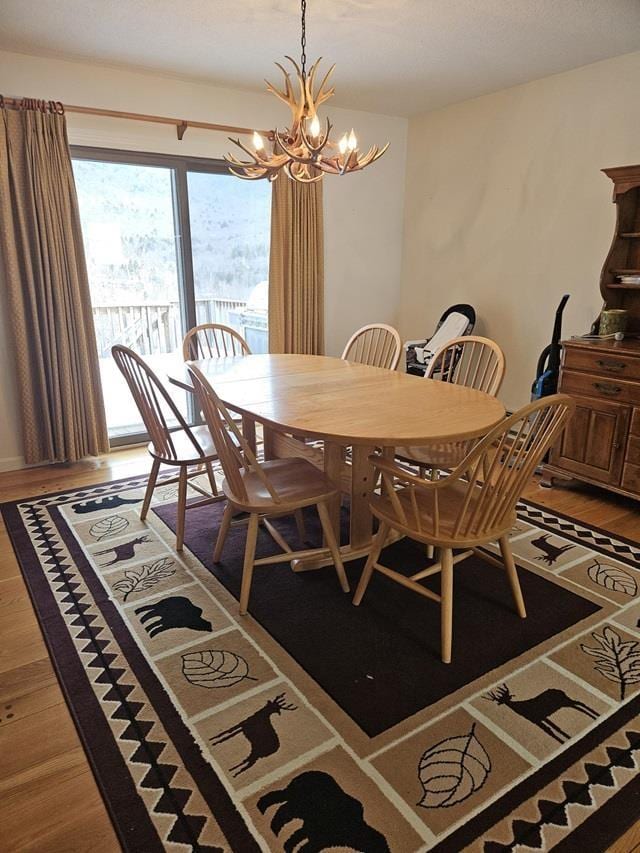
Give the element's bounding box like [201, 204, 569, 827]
[183, 323, 251, 361]
[425, 336, 505, 396]
[112, 345, 203, 460]
[187, 364, 280, 506]
[380, 395, 574, 542]
[341, 323, 402, 370]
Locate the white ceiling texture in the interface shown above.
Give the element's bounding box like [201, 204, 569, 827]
[1, 0, 639, 116]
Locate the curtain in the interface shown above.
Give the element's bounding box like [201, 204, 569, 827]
[268, 176, 324, 354]
[0, 101, 109, 464]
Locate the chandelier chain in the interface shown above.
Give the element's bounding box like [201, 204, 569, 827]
[300, 0, 307, 78]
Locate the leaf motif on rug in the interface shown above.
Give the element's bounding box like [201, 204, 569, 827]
[89, 514, 129, 540]
[417, 723, 491, 808]
[182, 650, 257, 688]
[586, 560, 637, 596]
[581, 626, 640, 701]
[113, 557, 176, 601]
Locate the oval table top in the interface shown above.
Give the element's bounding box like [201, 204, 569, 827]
[170, 353, 506, 446]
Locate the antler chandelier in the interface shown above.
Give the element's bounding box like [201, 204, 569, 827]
[225, 0, 389, 183]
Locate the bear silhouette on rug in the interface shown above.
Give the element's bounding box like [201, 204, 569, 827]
[257, 770, 390, 852]
[135, 596, 212, 637]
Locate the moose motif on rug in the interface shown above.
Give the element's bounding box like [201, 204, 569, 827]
[210, 693, 297, 776]
[135, 596, 212, 637]
[72, 494, 140, 514]
[257, 771, 390, 853]
[484, 683, 598, 743]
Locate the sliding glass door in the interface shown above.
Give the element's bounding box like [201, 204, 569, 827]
[72, 148, 271, 443]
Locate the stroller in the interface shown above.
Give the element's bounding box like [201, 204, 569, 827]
[405, 304, 476, 376]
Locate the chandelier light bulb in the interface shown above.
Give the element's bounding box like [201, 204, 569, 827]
[348, 129, 358, 150]
[338, 134, 348, 154]
[252, 131, 264, 151]
[308, 114, 321, 138]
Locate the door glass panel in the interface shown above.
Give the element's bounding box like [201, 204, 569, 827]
[187, 171, 271, 353]
[73, 159, 187, 439]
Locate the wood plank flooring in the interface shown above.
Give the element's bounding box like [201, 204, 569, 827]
[0, 449, 638, 852]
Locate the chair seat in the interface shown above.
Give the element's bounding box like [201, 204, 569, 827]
[148, 424, 219, 465]
[223, 457, 338, 511]
[370, 480, 515, 547]
[396, 439, 477, 469]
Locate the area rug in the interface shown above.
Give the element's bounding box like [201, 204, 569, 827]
[3, 472, 640, 852]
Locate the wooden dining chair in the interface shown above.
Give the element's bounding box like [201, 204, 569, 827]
[341, 323, 402, 370]
[183, 323, 251, 361]
[187, 363, 350, 615]
[354, 395, 575, 663]
[397, 335, 506, 471]
[112, 345, 223, 550]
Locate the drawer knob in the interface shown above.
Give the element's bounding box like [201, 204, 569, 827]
[596, 359, 626, 372]
[594, 381, 622, 396]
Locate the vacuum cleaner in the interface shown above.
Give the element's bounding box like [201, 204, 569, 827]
[531, 294, 570, 400]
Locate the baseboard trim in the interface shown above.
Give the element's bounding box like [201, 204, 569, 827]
[0, 456, 27, 473]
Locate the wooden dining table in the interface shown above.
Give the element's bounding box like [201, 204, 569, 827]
[169, 353, 506, 569]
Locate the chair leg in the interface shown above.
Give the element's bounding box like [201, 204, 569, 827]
[205, 461, 219, 496]
[317, 501, 349, 593]
[353, 522, 389, 605]
[440, 548, 454, 664]
[294, 509, 307, 545]
[499, 535, 527, 618]
[213, 503, 233, 563]
[176, 466, 188, 551]
[426, 467, 438, 559]
[140, 458, 160, 521]
[239, 513, 259, 615]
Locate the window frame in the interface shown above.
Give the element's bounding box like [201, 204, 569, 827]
[71, 145, 260, 447]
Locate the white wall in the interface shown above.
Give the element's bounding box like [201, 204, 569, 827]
[399, 51, 640, 413]
[0, 50, 407, 469]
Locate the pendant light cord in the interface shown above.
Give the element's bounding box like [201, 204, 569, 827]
[300, 0, 307, 78]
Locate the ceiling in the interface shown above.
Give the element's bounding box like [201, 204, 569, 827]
[1, 0, 639, 117]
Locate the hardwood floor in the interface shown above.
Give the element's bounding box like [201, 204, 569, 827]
[0, 450, 638, 852]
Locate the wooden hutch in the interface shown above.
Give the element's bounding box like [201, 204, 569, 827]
[543, 165, 640, 500]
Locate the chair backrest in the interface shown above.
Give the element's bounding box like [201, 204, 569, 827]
[341, 323, 402, 370]
[425, 335, 505, 396]
[183, 323, 251, 361]
[112, 345, 203, 460]
[187, 363, 280, 506]
[380, 395, 574, 543]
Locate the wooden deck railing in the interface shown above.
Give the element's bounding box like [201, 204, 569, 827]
[92, 297, 246, 356]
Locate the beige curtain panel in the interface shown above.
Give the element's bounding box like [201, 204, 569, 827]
[268, 176, 324, 354]
[0, 102, 109, 464]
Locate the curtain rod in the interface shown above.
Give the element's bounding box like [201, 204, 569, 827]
[1, 96, 272, 141]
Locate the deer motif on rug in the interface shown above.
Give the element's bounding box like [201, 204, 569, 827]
[94, 534, 152, 566]
[484, 683, 598, 743]
[530, 533, 575, 566]
[210, 693, 297, 776]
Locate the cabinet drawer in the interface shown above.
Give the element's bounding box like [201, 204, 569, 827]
[632, 408, 640, 436]
[559, 370, 640, 405]
[563, 347, 640, 381]
[621, 463, 640, 495]
[627, 435, 640, 466]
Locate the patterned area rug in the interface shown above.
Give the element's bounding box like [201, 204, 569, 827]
[3, 472, 640, 852]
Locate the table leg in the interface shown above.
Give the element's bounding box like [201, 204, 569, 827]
[350, 444, 376, 549]
[242, 414, 257, 455]
[323, 440, 344, 541]
[262, 423, 276, 461]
